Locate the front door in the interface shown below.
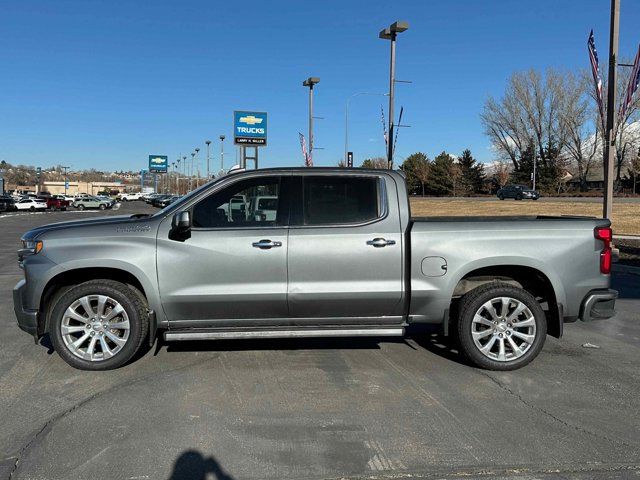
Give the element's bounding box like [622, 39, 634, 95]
[157, 175, 290, 326]
[287, 174, 404, 321]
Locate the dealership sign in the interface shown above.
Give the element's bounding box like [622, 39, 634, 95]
[148, 155, 168, 173]
[234, 111, 267, 146]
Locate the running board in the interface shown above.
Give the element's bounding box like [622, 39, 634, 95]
[164, 327, 404, 341]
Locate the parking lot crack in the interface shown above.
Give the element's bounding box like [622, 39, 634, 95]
[479, 371, 637, 450]
[6, 355, 221, 480]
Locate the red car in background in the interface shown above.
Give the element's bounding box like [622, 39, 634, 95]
[37, 196, 70, 211]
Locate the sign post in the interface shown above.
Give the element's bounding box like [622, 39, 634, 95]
[148, 156, 168, 194]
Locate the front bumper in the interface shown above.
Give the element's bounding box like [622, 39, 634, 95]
[13, 279, 39, 340]
[580, 288, 617, 322]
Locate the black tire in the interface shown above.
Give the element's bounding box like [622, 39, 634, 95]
[498, 194, 504, 200]
[454, 282, 547, 371]
[532, 197, 539, 201]
[61, 207, 67, 211]
[78, 204, 85, 210]
[515, 194, 523, 201]
[99, 204, 106, 210]
[29, 206, 35, 211]
[49, 280, 149, 370]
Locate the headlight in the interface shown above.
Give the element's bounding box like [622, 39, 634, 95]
[21, 239, 43, 254]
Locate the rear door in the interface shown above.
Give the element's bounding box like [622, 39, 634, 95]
[287, 173, 404, 321]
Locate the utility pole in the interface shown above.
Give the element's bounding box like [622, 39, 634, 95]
[379, 21, 409, 170]
[302, 77, 320, 166]
[603, 0, 619, 219]
[220, 135, 226, 172]
[205, 141, 211, 179]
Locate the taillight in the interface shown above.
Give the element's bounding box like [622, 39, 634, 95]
[594, 226, 612, 274]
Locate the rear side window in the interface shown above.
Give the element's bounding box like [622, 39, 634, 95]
[303, 176, 381, 225]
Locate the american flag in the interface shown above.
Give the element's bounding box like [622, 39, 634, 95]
[299, 132, 312, 167]
[381, 105, 388, 146]
[620, 44, 640, 124]
[588, 30, 606, 132]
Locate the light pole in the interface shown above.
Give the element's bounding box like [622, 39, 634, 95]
[345, 92, 389, 164]
[205, 141, 211, 179]
[195, 148, 200, 187]
[220, 135, 226, 172]
[190, 152, 196, 191]
[62, 166, 70, 196]
[379, 21, 409, 169]
[603, 0, 619, 219]
[303, 77, 320, 166]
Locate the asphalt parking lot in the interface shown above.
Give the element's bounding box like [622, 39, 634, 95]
[0, 202, 639, 480]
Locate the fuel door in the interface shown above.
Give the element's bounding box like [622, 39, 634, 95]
[421, 256, 447, 277]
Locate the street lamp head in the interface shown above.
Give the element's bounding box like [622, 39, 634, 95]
[303, 77, 320, 87]
[378, 28, 392, 40]
[220, 135, 225, 141]
[183, 156, 186, 161]
[390, 21, 409, 33]
[195, 148, 200, 153]
[205, 140, 211, 146]
[191, 152, 195, 157]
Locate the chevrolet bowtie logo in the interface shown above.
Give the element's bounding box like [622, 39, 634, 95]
[239, 115, 263, 125]
[150, 158, 165, 164]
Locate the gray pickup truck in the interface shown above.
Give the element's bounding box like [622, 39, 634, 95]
[14, 168, 617, 371]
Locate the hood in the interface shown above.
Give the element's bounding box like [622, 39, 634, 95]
[22, 214, 154, 241]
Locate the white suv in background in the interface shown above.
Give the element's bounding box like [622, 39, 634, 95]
[118, 192, 144, 201]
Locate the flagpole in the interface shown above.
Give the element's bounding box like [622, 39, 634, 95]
[603, 0, 619, 220]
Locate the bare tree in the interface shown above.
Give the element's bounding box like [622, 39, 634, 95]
[482, 69, 572, 174]
[494, 161, 511, 188]
[561, 72, 600, 191]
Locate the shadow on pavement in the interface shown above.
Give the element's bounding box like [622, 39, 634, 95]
[162, 336, 388, 353]
[169, 450, 234, 480]
[612, 270, 640, 299]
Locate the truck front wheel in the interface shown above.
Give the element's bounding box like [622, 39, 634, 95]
[455, 282, 547, 370]
[49, 280, 148, 370]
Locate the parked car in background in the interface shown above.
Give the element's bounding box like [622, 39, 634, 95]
[250, 195, 278, 222]
[0, 195, 17, 212]
[55, 195, 76, 202]
[156, 195, 180, 208]
[151, 194, 172, 207]
[118, 192, 144, 201]
[497, 185, 540, 201]
[72, 196, 111, 210]
[144, 193, 165, 204]
[96, 195, 116, 207]
[15, 198, 47, 211]
[38, 196, 69, 211]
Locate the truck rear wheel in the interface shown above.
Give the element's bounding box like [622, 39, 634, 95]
[49, 280, 148, 370]
[455, 282, 546, 370]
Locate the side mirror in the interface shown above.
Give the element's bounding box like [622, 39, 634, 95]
[170, 211, 191, 241]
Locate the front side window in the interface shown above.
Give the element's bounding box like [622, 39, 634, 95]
[303, 176, 381, 225]
[192, 176, 282, 228]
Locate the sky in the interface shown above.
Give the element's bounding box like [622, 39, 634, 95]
[2, 0, 640, 172]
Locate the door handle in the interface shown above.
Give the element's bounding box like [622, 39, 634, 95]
[366, 238, 396, 248]
[252, 239, 283, 249]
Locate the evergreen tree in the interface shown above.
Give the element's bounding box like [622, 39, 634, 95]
[457, 149, 485, 194]
[400, 152, 430, 195]
[426, 152, 454, 195]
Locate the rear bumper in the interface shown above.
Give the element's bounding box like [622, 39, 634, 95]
[13, 279, 39, 339]
[579, 288, 617, 322]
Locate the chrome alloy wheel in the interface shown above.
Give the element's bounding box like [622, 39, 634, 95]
[471, 297, 536, 362]
[61, 295, 130, 362]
